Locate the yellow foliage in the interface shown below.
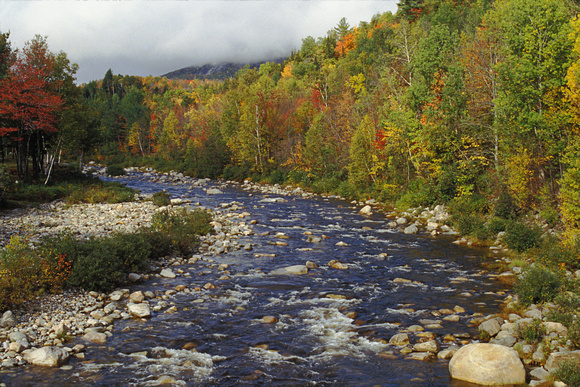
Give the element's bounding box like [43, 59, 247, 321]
[281, 62, 293, 79]
[505, 148, 533, 208]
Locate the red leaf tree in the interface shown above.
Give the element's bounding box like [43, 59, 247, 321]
[0, 37, 62, 178]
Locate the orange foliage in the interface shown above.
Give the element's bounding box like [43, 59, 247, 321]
[335, 28, 357, 58]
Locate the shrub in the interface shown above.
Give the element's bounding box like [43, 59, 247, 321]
[455, 214, 489, 240]
[396, 178, 436, 209]
[515, 265, 564, 305]
[547, 292, 580, 349]
[517, 318, 546, 343]
[0, 236, 43, 311]
[552, 360, 580, 386]
[66, 183, 135, 204]
[0, 163, 11, 204]
[105, 165, 126, 176]
[494, 190, 518, 219]
[504, 221, 542, 252]
[540, 207, 560, 228]
[488, 217, 507, 235]
[152, 191, 171, 207]
[150, 208, 213, 255]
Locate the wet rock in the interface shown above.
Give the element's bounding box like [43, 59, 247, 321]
[206, 188, 223, 195]
[128, 273, 141, 282]
[328, 260, 348, 270]
[82, 331, 107, 344]
[270, 265, 308, 275]
[359, 205, 373, 216]
[262, 316, 278, 324]
[389, 333, 410, 346]
[159, 268, 176, 279]
[305, 261, 318, 269]
[24, 347, 69, 367]
[449, 343, 525, 385]
[396, 217, 407, 225]
[404, 225, 418, 235]
[307, 235, 322, 243]
[128, 303, 151, 318]
[438, 347, 458, 359]
[129, 291, 145, 303]
[335, 241, 348, 247]
[413, 340, 439, 353]
[407, 352, 435, 361]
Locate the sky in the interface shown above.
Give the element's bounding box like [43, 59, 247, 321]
[0, 1, 399, 84]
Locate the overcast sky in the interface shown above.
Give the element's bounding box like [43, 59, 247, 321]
[0, 1, 399, 84]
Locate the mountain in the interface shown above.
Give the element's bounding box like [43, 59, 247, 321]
[163, 59, 285, 81]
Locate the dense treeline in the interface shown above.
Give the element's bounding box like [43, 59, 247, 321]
[3, 0, 580, 244]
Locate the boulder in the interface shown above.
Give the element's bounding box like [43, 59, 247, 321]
[449, 343, 525, 385]
[0, 310, 16, 328]
[478, 318, 501, 337]
[24, 347, 69, 367]
[545, 350, 580, 373]
[129, 291, 145, 303]
[404, 225, 418, 235]
[82, 331, 107, 344]
[270, 265, 308, 275]
[128, 303, 152, 318]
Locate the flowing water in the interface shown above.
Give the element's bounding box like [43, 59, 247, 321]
[3, 173, 510, 386]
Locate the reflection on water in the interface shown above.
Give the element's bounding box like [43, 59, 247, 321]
[1, 173, 509, 386]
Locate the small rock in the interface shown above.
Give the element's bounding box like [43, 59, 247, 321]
[389, 333, 410, 346]
[478, 318, 501, 337]
[159, 268, 176, 279]
[328, 260, 348, 270]
[359, 205, 373, 216]
[404, 225, 418, 235]
[413, 340, 439, 353]
[407, 352, 435, 361]
[129, 291, 145, 303]
[262, 316, 278, 324]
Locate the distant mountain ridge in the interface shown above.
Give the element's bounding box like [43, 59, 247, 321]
[163, 58, 285, 80]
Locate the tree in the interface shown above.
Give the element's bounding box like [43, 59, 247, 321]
[0, 36, 62, 179]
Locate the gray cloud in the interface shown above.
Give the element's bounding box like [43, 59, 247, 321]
[0, 1, 398, 84]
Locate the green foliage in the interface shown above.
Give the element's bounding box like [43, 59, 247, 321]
[65, 182, 135, 204]
[537, 236, 580, 270]
[105, 165, 126, 176]
[517, 318, 546, 343]
[504, 221, 542, 252]
[152, 191, 171, 207]
[395, 179, 436, 209]
[455, 214, 489, 240]
[547, 291, 580, 348]
[0, 236, 42, 311]
[493, 190, 518, 220]
[150, 208, 213, 255]
[488, 217, 507, 235]
[552, 360, 580, 386]
[515, 264, 564, 305]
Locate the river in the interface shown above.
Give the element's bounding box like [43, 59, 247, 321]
[3, 172, 510, 386]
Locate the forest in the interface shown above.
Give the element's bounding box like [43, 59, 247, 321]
[2, 0, 580, 247]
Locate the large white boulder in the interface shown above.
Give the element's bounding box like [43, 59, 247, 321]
[24, 346, 69, 367]
[449, 343, 525, 385]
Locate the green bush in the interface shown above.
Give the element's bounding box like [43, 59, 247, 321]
[152, 191, 171, 207]
[517, 318, 546, 343]
[396, 178, 436, 209]
[488, 217, 507, 235]
[547, 291, 580, 349]
[455, 214, 489, 240]
[448, 193, 489, 216]
[0, 164, 12, 204]
[515, 265, 564, 305]
[151, 208, 213, 255]
[552, 360, 580, 386]
[0, 236, 43, 311]
[494, 190, 518, 219]
[66, 182, 135, 204]
[504, 221, 542, 252]
[105, 165, 126, 176]
[540, 207, 560, 228]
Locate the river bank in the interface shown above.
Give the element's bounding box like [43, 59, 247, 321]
[0, 167, 577, 385]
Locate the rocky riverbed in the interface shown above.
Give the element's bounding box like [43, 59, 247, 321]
[0, 167, 578, 386]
